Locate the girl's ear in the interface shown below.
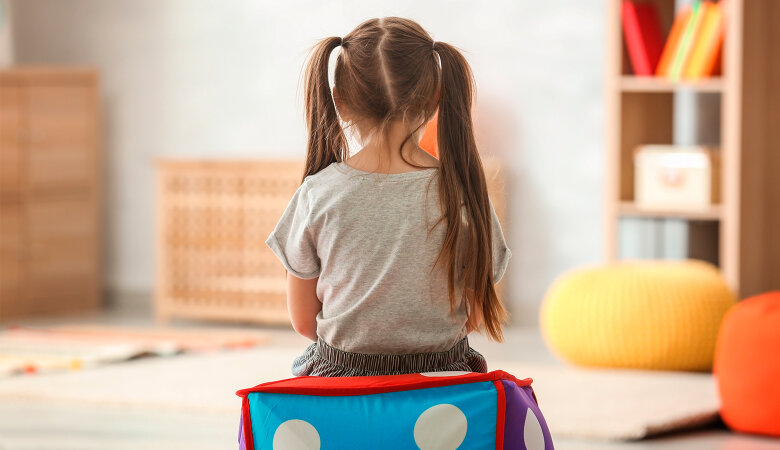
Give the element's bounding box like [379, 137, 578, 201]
[332, 86, 352, 122]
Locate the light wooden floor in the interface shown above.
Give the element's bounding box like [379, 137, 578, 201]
[1, 300, 777, 450]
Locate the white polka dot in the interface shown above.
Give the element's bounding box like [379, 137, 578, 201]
[523, 408, 545, 450]
[273, 419, 320, 450]
[419, 371, 471, 377]
[413, 403, 467, 450]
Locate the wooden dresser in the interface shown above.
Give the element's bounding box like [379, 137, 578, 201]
[0, 68, 102, 320]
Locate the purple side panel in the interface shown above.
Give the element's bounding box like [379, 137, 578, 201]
[501, 380, 527, 446]
[500, 380, 554, 450]
[238, 415, 247, 450]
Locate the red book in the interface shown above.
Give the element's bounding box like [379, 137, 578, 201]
[622, 1, 665, 75]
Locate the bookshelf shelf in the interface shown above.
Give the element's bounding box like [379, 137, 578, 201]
[617, 202, 722, 221]
[619, 76, 724, 93]
[605, 0, 780, 297]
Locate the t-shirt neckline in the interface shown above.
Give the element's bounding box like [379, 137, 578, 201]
[334, 161, 438, 181]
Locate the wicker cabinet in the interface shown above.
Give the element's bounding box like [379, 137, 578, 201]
[0, 68, 102, 320]
[155, 160, 303, 325]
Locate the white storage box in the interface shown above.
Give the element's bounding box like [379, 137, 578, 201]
[634, 145, 721, 210]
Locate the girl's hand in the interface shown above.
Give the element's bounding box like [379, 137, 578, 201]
[286, 272, 322, 341]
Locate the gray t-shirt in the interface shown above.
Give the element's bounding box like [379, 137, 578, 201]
[266, 160, 512, 354]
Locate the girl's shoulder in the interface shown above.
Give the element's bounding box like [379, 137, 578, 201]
[302, 161, 343, 184]
[298, 161, 353, 204]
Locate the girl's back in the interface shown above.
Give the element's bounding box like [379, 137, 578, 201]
[266, 17, 512, 377]
[268, 161, 510, 356]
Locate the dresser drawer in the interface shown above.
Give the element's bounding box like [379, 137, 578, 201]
[24, 83, 98, 190]
[0, 84, 22, 194]
[0, 201, 24, 318]
[24, 195, 99, 312]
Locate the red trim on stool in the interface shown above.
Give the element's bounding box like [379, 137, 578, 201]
[241, 396, 255, 450]
[493, 380, 506, 450]
[236, 370, 532, 398]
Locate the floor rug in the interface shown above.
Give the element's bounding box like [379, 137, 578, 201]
[497, 362, 720, 440]
[0, 325, 271, 377]
[0, 345, 718, 441]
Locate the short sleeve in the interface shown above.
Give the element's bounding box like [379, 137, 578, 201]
[489, 200, 512, 284]
[265, 183, 321, 279]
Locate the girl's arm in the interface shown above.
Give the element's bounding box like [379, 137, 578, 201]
[286, 273, 321, 341]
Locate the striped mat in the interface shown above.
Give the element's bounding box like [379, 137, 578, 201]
[0, 325, 271, 377]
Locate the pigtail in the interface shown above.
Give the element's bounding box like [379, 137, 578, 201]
[433, 41, 508, 342]
[303, 37, 348, 182]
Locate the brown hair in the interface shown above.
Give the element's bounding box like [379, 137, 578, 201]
[302, 17, 508, 341]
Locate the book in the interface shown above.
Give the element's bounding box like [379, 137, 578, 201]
[683, 2, 724, 79]
[710, 43, 723, 76]
[669, 1, 709, 80]
[656, 5, 692, 77]
[621, 1, 665, 76]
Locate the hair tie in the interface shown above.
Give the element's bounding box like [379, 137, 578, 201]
[431, 40, 437, 51]
[338, 37, 343, 46]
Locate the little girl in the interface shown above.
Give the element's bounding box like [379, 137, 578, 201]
[266, 17, 512, 377]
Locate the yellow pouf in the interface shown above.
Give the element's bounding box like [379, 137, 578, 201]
[540, 260, 736, 371]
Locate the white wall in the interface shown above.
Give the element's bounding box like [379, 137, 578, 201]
[11, 0, 606, 325]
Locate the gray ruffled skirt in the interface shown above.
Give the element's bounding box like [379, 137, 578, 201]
[291, 336, 488, 377]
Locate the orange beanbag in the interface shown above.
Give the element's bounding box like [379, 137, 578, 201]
[714, 291, 780, 437]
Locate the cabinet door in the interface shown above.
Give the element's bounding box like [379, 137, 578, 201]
[23, 82, 98, 191]
[0, 201, 25, 319]
[0, 83, 22, 194]
[25, 195, 99, 314]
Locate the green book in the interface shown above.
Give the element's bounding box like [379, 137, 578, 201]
[669, 1, 703, 81]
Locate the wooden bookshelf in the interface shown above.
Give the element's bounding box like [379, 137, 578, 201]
[620, 75, 724, 93]
[605, 0, 780, 297]
[617, 202, 722, 221]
